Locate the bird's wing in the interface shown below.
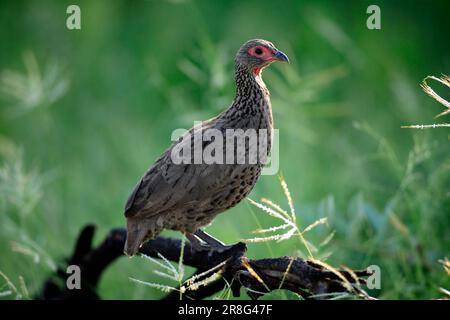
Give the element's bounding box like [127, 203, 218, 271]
[125, 152, 193, 213]
[124, 178, 143, 214]
[124, 118, 225, 218]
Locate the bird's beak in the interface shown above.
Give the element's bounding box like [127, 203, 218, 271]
[273, 50, 290, 63]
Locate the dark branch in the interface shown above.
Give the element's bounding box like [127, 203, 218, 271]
[39, 224, 372, 300]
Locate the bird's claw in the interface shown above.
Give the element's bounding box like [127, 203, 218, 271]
[186, 230, 234, 256]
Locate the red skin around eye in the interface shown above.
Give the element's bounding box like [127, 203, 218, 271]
[247, 46, 273, 60]
[247, 46, 276, 75]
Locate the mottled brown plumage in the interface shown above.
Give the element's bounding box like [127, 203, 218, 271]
[124, 39, 289, 255]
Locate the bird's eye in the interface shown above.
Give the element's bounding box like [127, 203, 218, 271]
[254, 47, 263, 55]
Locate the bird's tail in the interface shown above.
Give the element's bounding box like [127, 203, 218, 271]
[124, 218, 149, 256]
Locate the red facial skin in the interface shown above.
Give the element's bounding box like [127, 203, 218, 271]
[247, 46, 279, 76]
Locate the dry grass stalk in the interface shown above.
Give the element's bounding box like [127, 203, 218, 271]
[402, 74, 450, 129]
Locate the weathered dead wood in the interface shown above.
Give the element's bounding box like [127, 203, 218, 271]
[40, 224, 372, 300]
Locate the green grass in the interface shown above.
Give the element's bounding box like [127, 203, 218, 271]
[0, 0, 449, 300]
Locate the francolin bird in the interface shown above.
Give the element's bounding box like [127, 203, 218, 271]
[124, 39, 289, 256]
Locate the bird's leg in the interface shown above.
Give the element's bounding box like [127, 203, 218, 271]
[185, 232, 208, 252]
[185, 230, 234, 253]
[194, 229, 225, 246]
[193, 229, 234, 253]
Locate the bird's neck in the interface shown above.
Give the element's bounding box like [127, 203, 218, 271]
[233, 64, 271, 112]
[234, 64, 268, 97]
[225, 64, 273, 130]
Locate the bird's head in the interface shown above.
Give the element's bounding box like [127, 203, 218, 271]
[235, 39, 289, 76]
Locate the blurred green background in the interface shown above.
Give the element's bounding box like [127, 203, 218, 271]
[0, 0, 449, 299]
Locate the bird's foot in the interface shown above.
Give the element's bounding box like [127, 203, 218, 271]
[186, 230, 234, 254]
